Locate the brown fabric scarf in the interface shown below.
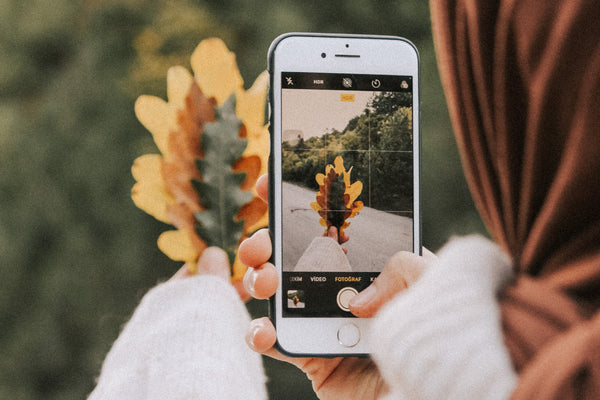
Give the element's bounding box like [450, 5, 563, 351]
[430, 0, 600, 398]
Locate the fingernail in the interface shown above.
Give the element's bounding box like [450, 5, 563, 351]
[349, 284, 377, 308]
[243, 267, 258, 297]
[245, 319, 262, 350]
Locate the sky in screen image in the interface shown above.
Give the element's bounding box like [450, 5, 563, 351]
[282, 89, 376, 141]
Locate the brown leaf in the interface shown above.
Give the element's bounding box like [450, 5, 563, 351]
[161, 81, 215, 255]
[311, 156, 363, 241]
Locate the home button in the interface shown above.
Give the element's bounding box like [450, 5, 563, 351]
[337, 323, 360, 347]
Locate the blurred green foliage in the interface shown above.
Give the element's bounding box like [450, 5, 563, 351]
[0, 0, 485, 399]
[282, 92, 414, 211]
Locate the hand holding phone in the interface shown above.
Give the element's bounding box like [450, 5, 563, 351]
[239, 191, 431, 399]
[268, 33, 421, 356]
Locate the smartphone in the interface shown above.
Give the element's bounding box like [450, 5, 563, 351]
[268, 33, 420, 356]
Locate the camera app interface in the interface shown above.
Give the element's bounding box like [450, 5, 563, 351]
[280, 72, 414, 317]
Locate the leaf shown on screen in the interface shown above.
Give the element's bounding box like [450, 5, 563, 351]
[310, 156, 363, 241]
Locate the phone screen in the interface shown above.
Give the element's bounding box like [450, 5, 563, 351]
[279, 72, 415, 318]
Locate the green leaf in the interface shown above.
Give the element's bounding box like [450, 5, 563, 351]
[192, 94, 253, 265]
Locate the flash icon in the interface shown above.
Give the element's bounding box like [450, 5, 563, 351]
[286, 76, 293, 86]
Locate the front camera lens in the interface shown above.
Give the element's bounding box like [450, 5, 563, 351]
[321, 52, 326, 58]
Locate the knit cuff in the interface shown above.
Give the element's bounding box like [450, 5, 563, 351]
[294, 236, 352, 272]
[372, 235, 517, 400]
[89, 276, 267, 400]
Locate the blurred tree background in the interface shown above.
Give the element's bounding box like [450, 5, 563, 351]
[0, 0, 485, 399]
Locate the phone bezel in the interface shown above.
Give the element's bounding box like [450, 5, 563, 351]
[268, 33, 421, 357]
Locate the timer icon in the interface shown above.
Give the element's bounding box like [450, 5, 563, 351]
[371, 79, 381, 88]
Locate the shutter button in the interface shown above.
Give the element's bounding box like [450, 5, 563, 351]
[337, 287, 358, 312]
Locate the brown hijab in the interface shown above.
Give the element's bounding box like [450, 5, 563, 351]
[430, 0, 600, 398]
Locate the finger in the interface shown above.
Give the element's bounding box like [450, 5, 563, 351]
[325, 226, 349, 244]
[349, 251, 428, 318]
[324, 227, 348, 252]
[239, 229, 272, 268]
[339, 232, 349, 244]
[246, 317, 311, 368]
[246, 317, 277, 353]
[326, 226, 338, 240]
[256, 174, 268, 203]
[196, 246, 230, 281]
[243, 262, 278, 299]
[334, 227, 350, 244]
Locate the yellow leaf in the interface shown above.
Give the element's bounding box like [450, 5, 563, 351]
[134, 95, 175, 157]
[231, 255, 247, 282]
[131, 155, 174, 223]
[133, 38, 270, 282]
[157, 230, 197, 263]
[243, 125, 270, 177]
[315, 173, 325, 186]
[333, 155, 345, 175]
[247, 212, 269, 234]
[346, 181, 363, 205]
[310, 201, 321, 212]
[191, 38, 243, 105]
[312, 155, 363, 238]
[131, 154, 162, 183]
[237, 70, 269, 128]
[167, 66, 194, 111]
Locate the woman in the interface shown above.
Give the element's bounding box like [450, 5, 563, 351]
[244, 0, 600, 398]
[90, 0, 600, 398]
[430, 0, 600, 398]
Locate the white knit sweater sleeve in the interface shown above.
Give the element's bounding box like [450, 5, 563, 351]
[294, 237, 352, 272]
[371, 235, 517, 400]
[88, 275, 267, 400]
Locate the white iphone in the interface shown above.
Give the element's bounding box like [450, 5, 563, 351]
[268, 33, 421, 356]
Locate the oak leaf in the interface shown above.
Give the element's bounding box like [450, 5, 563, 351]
[131, 38, 268, 281]
[310, 156, 363, 242]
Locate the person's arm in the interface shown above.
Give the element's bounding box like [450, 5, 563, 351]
[293, 227, 352, 272]
[371, 235, 517, 400]
[89, 248, 267, 400]
[241, 175, 516, 400]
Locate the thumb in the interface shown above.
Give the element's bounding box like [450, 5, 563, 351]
[349, 251, 429, 318]
[197, 247, 231, 281]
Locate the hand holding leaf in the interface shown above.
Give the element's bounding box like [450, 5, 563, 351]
[310, 156, 363, 243]
[131, 38, 269, 281]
